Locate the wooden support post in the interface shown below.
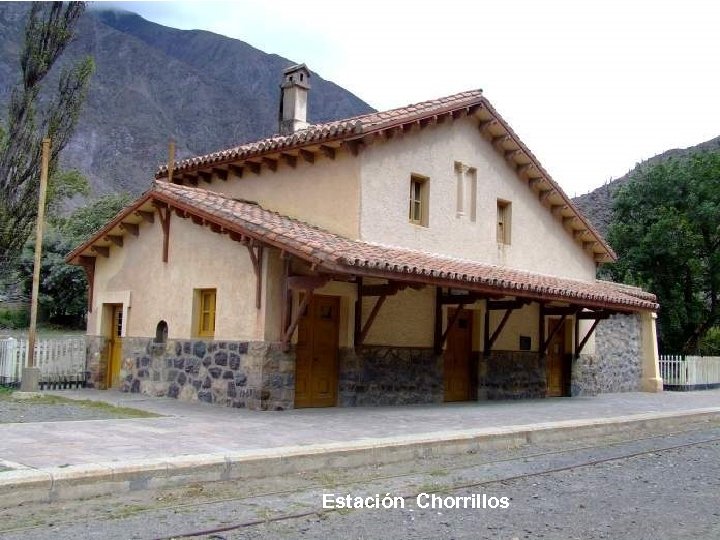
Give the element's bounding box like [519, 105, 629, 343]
[488, 308, 513, 350]
[354, 277, 363, 347]
[434, 287, 443, 354]
[358, 295, 386, 345]
[280, 257, 291, 338]
[575, 318, 602, 358]
[282, 291, 312, 351]
[441, 304, 466, 344]
[245, 243, 263, 309]
[157, 206, 171, 262]
[539, 303, 546, 357]
[483, 301, 491, 357]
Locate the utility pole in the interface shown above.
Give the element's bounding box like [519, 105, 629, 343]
[19, 138, 50, 393]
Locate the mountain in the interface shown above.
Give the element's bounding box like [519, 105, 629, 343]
[573, 136, 720, 237]
[0, 5, 374, 197]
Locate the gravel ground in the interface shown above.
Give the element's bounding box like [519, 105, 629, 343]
[1, 419, 719, 539]
[0, 393, 158, 424]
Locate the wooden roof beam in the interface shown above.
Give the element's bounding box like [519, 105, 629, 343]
[262, 157, 278, 172]
[229, 164, 244, 178]
[299, 149, 315, 164]
[213, 168, 228, 181]
[247, 160, 261, 174]
[119, 222, 139, 237]
[91, 246, 110, 258]
[539, 189, 556, 203]
[135, 210, 154, 223]
[492, 134, 510, 151]
[320, 145, 336, 160]
[344, 140, 363, 157]
[563, 216, 578, 228]
[198, 171, 212, 183]
[574, 229, 589, 240]
[281, 153, 297, 168]
[104, 235, 123, 247]
[185, 174, 199, 186]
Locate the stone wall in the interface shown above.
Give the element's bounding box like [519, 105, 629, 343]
[478, 351, 546, 400]
[571, 313, 643, 396]
[85, 335, 109, 389]
[339, 346, 443, 406]
[119, 338, 294, 410]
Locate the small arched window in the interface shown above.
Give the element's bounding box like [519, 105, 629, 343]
[155, 320, 168, 344]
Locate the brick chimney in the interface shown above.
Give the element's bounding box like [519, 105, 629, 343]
[279, 64, 311, 135]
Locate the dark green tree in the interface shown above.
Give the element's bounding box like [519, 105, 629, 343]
[18, 192, 132, 327]
[607, 151, 720, 353]
[0, 2, 94, 269]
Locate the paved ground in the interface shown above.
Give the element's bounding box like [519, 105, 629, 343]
[2, 418, 719, 539]
[0, 389, 719, 469]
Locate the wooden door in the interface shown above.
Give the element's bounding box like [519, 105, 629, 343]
[107, 306, 123, 389]
[546, 318, 568, 397]
[295, 295, 340, 408]
[444, 308, 473, 402]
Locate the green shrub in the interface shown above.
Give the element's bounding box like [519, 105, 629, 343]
[0, 308, 29, 329]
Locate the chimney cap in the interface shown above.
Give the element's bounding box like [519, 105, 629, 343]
[282, 63, 311, 90]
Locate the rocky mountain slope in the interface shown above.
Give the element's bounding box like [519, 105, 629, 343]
[0, 5, 373, 196]
[573, 136, 720, 237]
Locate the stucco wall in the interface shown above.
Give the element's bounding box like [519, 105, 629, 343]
[89, 214, 264, 341]
[358, 117, 597, 281]
[208, 150, 361, 239]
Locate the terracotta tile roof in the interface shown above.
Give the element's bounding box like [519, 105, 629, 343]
[154, 88, 615, 262]
[68, 182, 656, 312]
[157, 90, 486, 176]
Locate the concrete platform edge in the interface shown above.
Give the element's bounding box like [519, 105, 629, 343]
[2, 407, 719, 506]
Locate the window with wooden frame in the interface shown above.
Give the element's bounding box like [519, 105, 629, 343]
[409, 174, 429, 226]
[497, 199, 512, 244]
[196, 289, 217, 337]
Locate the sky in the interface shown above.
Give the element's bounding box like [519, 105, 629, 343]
[96, 0, 720, 197]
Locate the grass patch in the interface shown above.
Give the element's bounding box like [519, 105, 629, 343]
[0, 393, 159, 418]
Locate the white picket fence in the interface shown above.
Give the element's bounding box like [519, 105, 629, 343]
[0, 336, 86, 388]
[659, 355, 720, 390]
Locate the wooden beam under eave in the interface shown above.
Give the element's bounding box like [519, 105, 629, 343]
[186, 174, 199, 186]
[539, 189, 556, 203]
[262, 157, 278, 172]
[491, 134, 511, 151]
[344, 140, 363, 157]
[281, 153, 297, 168]
[105, 235, 123, 247]
[419, 116, 437, 129]
[319, 145, 336, 160]
[582, 241, 597, 251]
[505, 149, 523, 162]
[213, 168, 228, 181]
[528, 177, 544, 190]
[191, 214, 204, 226]
[229, 164, 244, 178]
[198, 171, 212, 183]
[451, 108, 468, 120]
[551, 205, 565, 216]
[135, 210, 154, 224]
[299, 149, 315, 164]
[573, 229, 588, 240]
[516, 163, 534, 179]
[91, 246, 110, 258]
[119, 222, 139, 237]
[247, 161, 262, 174]
[478, 119, 498, 133]
[562, 216, 578, 228]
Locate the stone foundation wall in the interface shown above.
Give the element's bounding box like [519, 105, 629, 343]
[119, 338, 294, 410]
[339, 346, 443, 406]
[478, 351, 546, 400]
[571, 313, 643, 396]
[85, 335, 109, 389]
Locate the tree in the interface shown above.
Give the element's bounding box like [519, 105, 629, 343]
[0, 2, 94, 269]
[18, 192, 132, 327]
[607, 151, 720, 353]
